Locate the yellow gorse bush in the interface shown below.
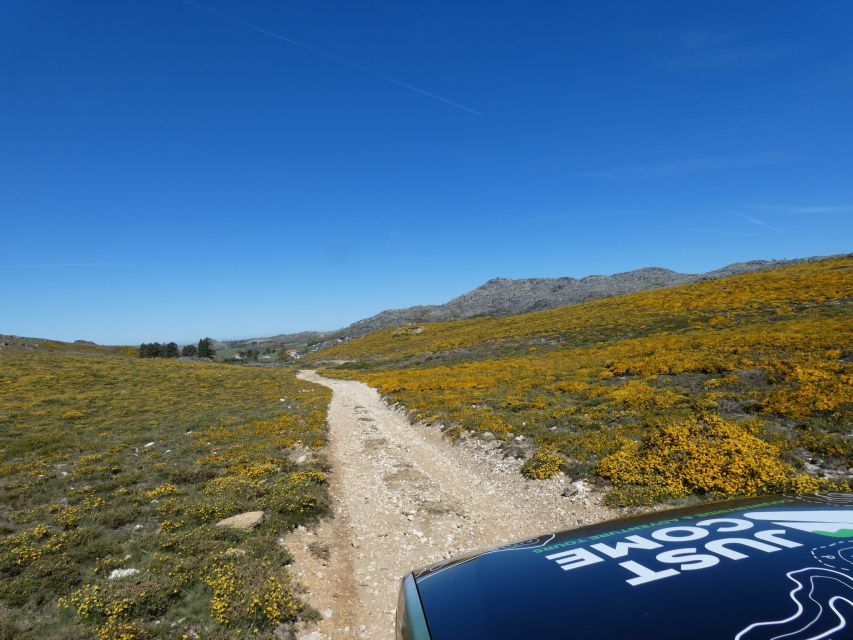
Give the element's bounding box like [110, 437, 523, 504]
[520, 449, 566, 480]
[596, 415, 802, 496]
[205, 561, 302, 627]
[145, 483, 182, 499]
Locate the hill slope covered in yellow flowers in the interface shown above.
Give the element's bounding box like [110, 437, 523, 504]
[0, 342, 329, 640]
[314, 256, 852, 506]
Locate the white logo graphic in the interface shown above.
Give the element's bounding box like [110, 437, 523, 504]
[744, 511, 853, 537]
[735, 510, 853, 640]
[734, 566, 853, 640]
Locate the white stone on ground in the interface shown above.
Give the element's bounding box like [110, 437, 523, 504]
[214, 510, 264, 530]
[108, 568, 139, 580]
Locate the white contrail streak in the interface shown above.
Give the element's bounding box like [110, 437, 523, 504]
[733, 211, 784, 232]
[181, 0, 483, 116]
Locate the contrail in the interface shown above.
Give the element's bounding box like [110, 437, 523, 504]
[733, 212, 783, 232]
[696, 228, 759, 238]
[181, 0, 483, 116]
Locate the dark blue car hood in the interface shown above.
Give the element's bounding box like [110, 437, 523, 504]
[411, 493, 853, 639]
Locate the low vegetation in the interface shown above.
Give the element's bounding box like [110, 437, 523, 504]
[315, 256, 852, 505]
[0, 344, 330, 639]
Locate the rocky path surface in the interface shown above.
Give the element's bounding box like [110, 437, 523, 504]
[284, 371, 613, 640]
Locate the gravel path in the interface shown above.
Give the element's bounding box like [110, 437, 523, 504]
[284, 371, 613, 640]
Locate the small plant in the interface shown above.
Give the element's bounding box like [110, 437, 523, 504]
[521, 449, 565, 480]
[443, 426, 463, 442]
[603, 484, 670, 508]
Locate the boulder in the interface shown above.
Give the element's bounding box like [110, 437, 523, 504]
[215, 511, 265, 530]
[108, 568, 139, 580]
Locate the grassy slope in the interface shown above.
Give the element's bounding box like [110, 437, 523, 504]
[315, 256, 852, 505]
[0, 345, 330, 640]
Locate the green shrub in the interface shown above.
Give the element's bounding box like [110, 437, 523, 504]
[603, 484, 670, 508]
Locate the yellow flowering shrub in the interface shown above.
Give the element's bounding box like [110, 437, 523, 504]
[205, 561, 302, 626]
[597, 416, 794, 497]
[521, 449, 565, 479]
[145, 483, 181, 499]
[599, 380, 683, 411]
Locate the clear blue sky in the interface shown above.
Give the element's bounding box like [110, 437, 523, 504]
[1, 1, 851, 344]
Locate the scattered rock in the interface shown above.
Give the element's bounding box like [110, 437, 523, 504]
[572, 479, 589, 494]
[214, 511, 265, 530]
[223, 547, 247, 558]
[108, 568, 139, 580]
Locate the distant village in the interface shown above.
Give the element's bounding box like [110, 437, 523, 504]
[232, 348, 300, 362]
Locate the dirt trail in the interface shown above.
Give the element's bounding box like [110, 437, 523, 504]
[284, 371, 613, 640]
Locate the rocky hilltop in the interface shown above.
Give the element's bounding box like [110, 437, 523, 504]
[338, 258, 813, 337]
[230, 255, 834, 350]
[345, 266, 695, 335]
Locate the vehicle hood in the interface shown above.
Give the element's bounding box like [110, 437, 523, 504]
[412, 493, 853, 639]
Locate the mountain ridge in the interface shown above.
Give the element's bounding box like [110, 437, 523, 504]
[227, 255, 838, 350]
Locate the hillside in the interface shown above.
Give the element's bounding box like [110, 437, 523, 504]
[339, 257, 811, 337]
[0, 347, 330, 639]
[314, 256, 853, 505]
[0, 335, 136, 357]
[227, 256, 819, 351]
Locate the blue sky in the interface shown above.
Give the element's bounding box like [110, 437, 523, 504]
[1, 1, 851, 344]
